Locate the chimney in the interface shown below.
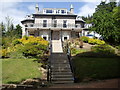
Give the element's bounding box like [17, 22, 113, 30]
[35, 4, 39, 13]
[70, 4, 74, 14]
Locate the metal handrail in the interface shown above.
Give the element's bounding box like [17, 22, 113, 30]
[47, 40, 52, 82]
[63, 42, 75, 81]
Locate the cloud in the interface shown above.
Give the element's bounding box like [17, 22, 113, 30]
[77, 1, 101, 17]
[0, 2, 27, 26]
[0, 2, 44, 26]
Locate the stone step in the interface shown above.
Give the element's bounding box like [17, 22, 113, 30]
[51, 72, 72, 75]
[50, 62, 69, 64]
[50, 59, 69, 61]
[51, 78, 74, 81]
[52, 81, 74, 84]
[51, 65, 70, 69]
[51, 75, 73, 78]
[51, 68, 71, 72]
[51, 67, 71, 70]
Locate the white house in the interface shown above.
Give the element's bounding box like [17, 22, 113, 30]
[83, 24, 102, 39]
[21, 4, 85, 41]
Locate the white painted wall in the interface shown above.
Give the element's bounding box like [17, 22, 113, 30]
[21, 24, 26, 37]
[34, 16, 75, 28]
[39, 30, 50, 40]
[62, 31, 71, 41]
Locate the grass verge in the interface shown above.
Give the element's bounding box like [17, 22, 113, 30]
[2, 58, 42, 84]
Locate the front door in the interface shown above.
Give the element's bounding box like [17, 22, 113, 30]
[52, 31, 59, 40]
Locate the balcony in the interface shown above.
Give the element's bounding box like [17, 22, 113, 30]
[25, 23, 83, 30]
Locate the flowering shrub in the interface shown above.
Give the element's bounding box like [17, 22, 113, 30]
[12, 39, 22, 46]
[17, 36, 49, 46]
[1, 36, 49, 58]
[95, 39, 105, 45]
[88, 38, 96, 45]
[0, 49, 9, 58]
[80, 36, 89, 43]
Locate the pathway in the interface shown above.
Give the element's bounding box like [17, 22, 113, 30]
[51, 40, 63, 53]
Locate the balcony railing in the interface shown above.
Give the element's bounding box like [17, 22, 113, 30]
[26, 23, 84, 29]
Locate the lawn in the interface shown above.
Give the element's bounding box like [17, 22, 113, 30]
[72, 57, 120, 82]
[2, 58, 42, 84]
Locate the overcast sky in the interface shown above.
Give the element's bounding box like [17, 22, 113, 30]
[0, 0, 118, 26]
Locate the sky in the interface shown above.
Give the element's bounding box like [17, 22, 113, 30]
[0, 0, 119, 26]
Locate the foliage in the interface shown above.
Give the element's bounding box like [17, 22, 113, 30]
[73, 57, 119, 82]
[95, 39, 105, 45]
[80, 36, 89, 43]
[71, 48, 86, 55]
[0, 49, 9, 58]
[2, 59, 42, 84]
[88, 38, 105, 45]
[80, 36, 105, 45]
[12, 39, 22, 46]
[91, 1, 120, 44]
[81, 15, 93, 24]
[115, 45, 120, 50]
[88, 38, 96, 45]
[91, 44, 115, 55]
[7, 36, 48, 58]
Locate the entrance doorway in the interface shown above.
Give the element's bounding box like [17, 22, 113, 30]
[52, 31, 60, 40]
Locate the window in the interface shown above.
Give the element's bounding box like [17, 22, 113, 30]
[25, 25, 28, 27]
[63, 20, 67, 28]
[64, 37, 67, 40]
[46, 10, 52, 13]
[61, 10, 65, 14]
[30, 24, 33, 27]
[54, 20, 57, 27]
[43, 20, 47, 27]
[43, 36, 47, 40]
[56, 10, 60, 14]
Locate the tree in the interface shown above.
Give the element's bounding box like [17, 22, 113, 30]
[91, 1, 120, 44]
[5, 16, 13, 31]
[0, 22, 6, 36]
[14, 24, 22, 38]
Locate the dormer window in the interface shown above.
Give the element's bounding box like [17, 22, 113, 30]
[61, 10, 65, 14]
[46, 10, 52, 13]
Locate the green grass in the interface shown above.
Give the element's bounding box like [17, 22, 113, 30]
[73, 57, 120, 82]
[71, 49, 87, 55]
[2, 58, 42, 84]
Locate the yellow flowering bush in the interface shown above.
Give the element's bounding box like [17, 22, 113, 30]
[11, 36, 49, 58]
[0, 49, 9, 58]
[1, 36, 49, 58]
[17, 36, 49, 46]
[88, 38, 96, 45]
[95, 39, 105, 45]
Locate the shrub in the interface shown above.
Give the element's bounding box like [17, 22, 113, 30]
[71, 48, 78, 55]
[88, 38, 96, 45]
[91, 44, 115, 55]
[80, 36, 89, 43]
[2, 36, 49, 59]
[116, 45, 120, 50]
[1, 49, 9, 58]
[95, 39, 105, 45]
[12, 39, 22, 46]
[21, 43, 45, 58]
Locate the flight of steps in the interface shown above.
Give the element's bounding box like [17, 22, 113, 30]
[50, 53, 74, 84]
